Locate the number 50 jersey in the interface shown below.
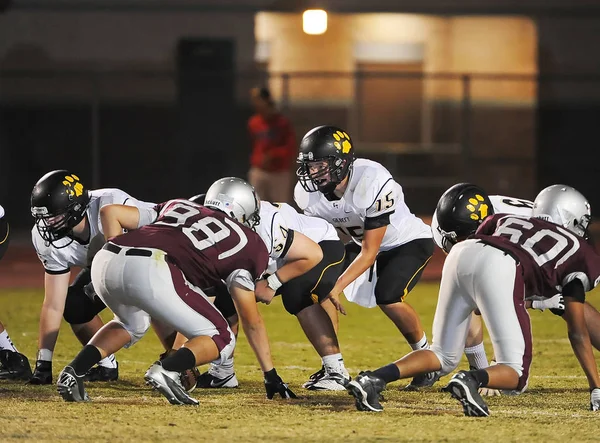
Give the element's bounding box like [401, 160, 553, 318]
[113, 199, 269, 293]
[295, 158, 431, 251]
[472, 214, 600, 299]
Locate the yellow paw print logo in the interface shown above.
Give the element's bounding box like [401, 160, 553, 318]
[62, 174, 84, 198]
[332, 130, 352, 154]
[466, 194, 489, 221]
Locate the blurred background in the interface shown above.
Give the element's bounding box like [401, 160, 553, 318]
[1, 0, 600, 232]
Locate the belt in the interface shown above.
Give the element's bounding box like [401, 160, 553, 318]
[103, 242, 153, 258]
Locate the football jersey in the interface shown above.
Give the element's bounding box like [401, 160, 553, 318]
[295, 158, 431, 251]
[32, 188, 155, 274]
[0, 204, 8, 261]
[257, 201, 339, 274]
[432, 195, 534, 251]
[0, 204, 4, 219]
[472, 214, 600, 298]
[114, 199, 269, 293]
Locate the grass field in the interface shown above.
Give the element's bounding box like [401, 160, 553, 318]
[1, 283, 600, 442]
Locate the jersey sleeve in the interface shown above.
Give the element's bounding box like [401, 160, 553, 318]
[562, 243, 600, 293]
[431, 209, 444, 250]
[268, 212, 294, 260]
[0, 206, 8, 261]
[0, 205, 4, 219]
[363, 177, 397, 230]
[31, 229, 70, 274]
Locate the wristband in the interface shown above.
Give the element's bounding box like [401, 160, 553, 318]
[267, 273, 283, 291]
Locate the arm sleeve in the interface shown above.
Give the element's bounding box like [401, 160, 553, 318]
[563, 279, 586, 303]
[364, 178, 396, 230]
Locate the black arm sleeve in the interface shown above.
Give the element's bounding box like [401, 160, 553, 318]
[0, 218, 9, 261]
[364, 212, 393, 230]
[563, 279, 586, 303]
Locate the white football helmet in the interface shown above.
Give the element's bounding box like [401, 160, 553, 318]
[204, 177, 261, 230]
[532, 184, 591, 238]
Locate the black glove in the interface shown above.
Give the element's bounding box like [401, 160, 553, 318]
[264, 368, 297, 399]
[29, 359, 52, 385]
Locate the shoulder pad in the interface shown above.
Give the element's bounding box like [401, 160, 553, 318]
[294, 183, 319, 210]
[352, 167, 385, 209]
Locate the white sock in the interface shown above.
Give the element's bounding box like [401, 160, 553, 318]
[38, 348, 53, 361]
[210, 356, 234, 376]
[0, 330, 18, 352]
[322, 353, 347, 375]
[410, 333, 429, 351]
[465, 343, 489, 370]
[98, 354, 118, 369]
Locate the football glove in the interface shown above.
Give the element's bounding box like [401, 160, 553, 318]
[591, 388, 600, 411]
[529, 294, 565, 313]
[264, 368, 297, 399]
[479, 387, 502, 397]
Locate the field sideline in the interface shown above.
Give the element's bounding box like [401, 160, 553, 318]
[1, 283, 600, 442]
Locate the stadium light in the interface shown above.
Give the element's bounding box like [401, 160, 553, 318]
[303, 9, 327, 35]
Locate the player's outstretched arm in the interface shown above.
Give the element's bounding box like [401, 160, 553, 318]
[230, 283, 296, 399]
[562, 280, 600, 405]
[99, 204, 156, 240]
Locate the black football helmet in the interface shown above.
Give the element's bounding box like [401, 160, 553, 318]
[296, 125, 356, 194]
[31, 170, 90, 247]
[435, 183, 494, 253]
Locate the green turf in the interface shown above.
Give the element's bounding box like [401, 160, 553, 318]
[1, 283, 599, 442]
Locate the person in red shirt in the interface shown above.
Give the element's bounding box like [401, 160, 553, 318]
[248, 87, 296, 203]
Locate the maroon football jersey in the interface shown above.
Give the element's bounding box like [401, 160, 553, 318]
[113, 199, 268, 291]
[472, 214, 600, 298]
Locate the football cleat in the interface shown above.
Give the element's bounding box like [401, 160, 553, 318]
[145, 362, 199, 406]
[57, 366, 90, 402]
[159, 350, 200, 393]
[28, 359, 52, 385]
[346, 371, 386, 412]
[0, 350, 33, 381]
[196, 371, 238, 389]
[302, 366, 326, 388]
[404, 371, 440, 391]
[83, 364, 119, 382]
[442, 371, 490, 417]
[304, 370, 350, 391]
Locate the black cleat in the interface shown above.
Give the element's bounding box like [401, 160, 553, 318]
[442, 371, 490, 417]
[404, 371, 440, 391]
[0, 350, 33, 381]
[57, 366, 90, 402]
[346, 371, 386, 412]
[83, 364, 119, 382]
[28, 359, 52, 385]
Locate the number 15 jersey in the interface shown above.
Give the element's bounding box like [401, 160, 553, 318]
[294, 158, 431, 251]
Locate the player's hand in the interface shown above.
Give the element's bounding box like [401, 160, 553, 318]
[529, 294, 565, 312]
[264, 368, 297, 399]
[591, 388, 600, 411]
[322, 291, 346, 315]
[254, 279, 276, 305]
[479, 387, 501, 397]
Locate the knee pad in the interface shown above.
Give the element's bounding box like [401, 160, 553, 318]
[431, 347, 462, 376]
[63, 284, 105, 324]
[120, 317, 151, 348]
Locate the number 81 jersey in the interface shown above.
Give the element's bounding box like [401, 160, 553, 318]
[295, 158, 431, 251]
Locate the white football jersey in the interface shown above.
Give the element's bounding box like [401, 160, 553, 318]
[0, 204, 4, 219]
[431, 194, 534, 250]
[256, 201, 339, 274]
[32, 188, 155, 274]
[295, 158, 431, 251]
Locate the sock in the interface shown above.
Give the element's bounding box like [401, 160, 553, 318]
[70, 345, 102, 376]
[161, 347, 196, 373]
[210, 356, 234, 376]
[372, 363, 401, 384]
[37, 348, 53, 362]
[0, 330, 18, 352]
[322, 353, 347, 375]
[465, 343, 489, 370]
[410, 333, 429, 351]
[469, 369, 490, 387]
[98, 354, 118, 369]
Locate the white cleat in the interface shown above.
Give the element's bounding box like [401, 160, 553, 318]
[144, 362, 199, 406]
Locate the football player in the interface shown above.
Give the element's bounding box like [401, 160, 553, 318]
[432, 183, 600, 396]
[57, 197, 296, 404]
[0, 204, 33, 380]
[295, 125, 435, 389]
[29, 170, 154, 384]
[347, 185, 600, 415]
[196, 178, 349, 391]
